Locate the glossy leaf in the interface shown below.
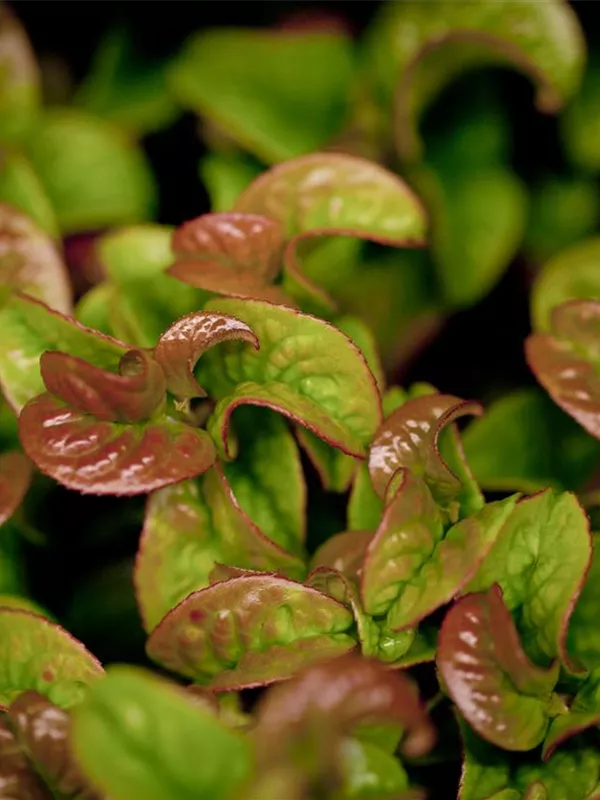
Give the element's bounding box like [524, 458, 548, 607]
[0, 151, 58, 236]
[531, 239, 600, 334]
[462, 389, 600, 494]
[23, 109, 157, 234]
[170, 29, 354, 163]
[466, 490, 591, 670]
[526, 300, 600, 440]
[146, 574, 355, 689]
[0, 203, 71, 314]
[0, 450, 31, 526]
[8, 691, 101, 799]
[543, 668, 600, 759]
[362, 470, 517, 629]
[154, 310, 258, 401]
[365, 0, 584, 163]
[71, 665, 252, 800]
[199, 297, 382, 459]
[235, 153, 427, 311]
[0, 608, 103, 708]
[438, 586, 559, 751]
[39, 348, 166, 423]
[567, 534, 600, 671]
[19, 393, 216, 495]
[0, 4, 40, 143]
[0, 292, 127, 411]
[368, 393, 483, 518]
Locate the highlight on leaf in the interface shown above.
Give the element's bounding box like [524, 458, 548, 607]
[526, 299, 600, 440]
[437, 585, 559, 751]
[146, 574, 356, 690]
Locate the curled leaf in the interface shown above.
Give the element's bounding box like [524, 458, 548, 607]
[198, 297, 382, 459]
[438, 586, 559, 751]
[0, 450, 32, 526]
[235, 153, 427, 310]
[40, 349, 166, 423]
[146, 574, 355, 689]
[254, 652, 436, 759]
[154, 310, 258, 401]
[368, 393, 483, 516]
[0, 609, 103, 709]
[18, 393, 216, 495]
[0, 203, 71, 314]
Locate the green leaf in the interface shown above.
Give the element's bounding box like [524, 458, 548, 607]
[200, 151, 264, 212]
[146, 574, 355, 689]
[543, 667, 600, 759]
[0, 595, 51, 618]
[0, 152, 58, 236]
[136, 463, 306, 632]
[198, 297, 382, 459]
[0, 609, 103, 708]
[514, 745, 600, 799]
[462, 389, 600, 494]
[466, 491, 592, 671]
[364, 0, 584, 163]
[531, 239, 600, 333]
[0, 520, 27, 596]
[526, 300, 600, 440]
[524, 175, 600, 265]
[0, 292, 127, 410]
[566, 534, 600, 671]
[562, 55, 600, 174]
[458, 721, 513, 800]
[170, 29, 354, 163]
[74, 282, 114, 337]
[75, 26, 179, 136]
[338, 737, 409, 798]
[0, 5, 40, 144]
[98, 222, 174, 283]
[71, 665, 252, 800]
[23, 109, 157, 234]
[438, 586, 559, 751]
[361, 470, 517, 629]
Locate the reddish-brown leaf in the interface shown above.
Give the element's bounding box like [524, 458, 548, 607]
[0, 450, 32, 526]
[310, 530, 373, 583]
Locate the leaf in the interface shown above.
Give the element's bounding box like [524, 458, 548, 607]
[466, 491, 591, 671]
[0, 292, 127, 411]
[39, 348, 166, 423]
[23, 109, 157, 234]
[361, 470, 517, 629]
[368, 393, 483, 518]
[0, 717, 51, 800]
[311, 530, 373, 583]
[438, 586, 559, 751]
[75, 26, 179, 136]
[338, 737, 409, 799]
[154, 310, 259, 401]
[0, 450, 31, 526]
[462, 389, 600, 494]
[0, 608, 103, 709]
[234, 153, 427, 312]
[97, 222, 174, 284]
[18, 392, 217, 496]
[526, 300, 600, 440]
[531, 239, 600, 334]
[167, 212, 290, 304]
[200, 151, 263, 213]
[169, 29, 354, 163]
[0, 4, 40, 144]
[71, 665, 252, 800]
[562, 55, 600, 174]
[198, 297, 382, 459]
[0, 151, 58, 236]
[0, 203, 72, 314]
[7, 691, 101, 799]
[135, 462, 306, 633]
[146, 574, 356, 689]
[0, 595, 52, 618]
[0, 520, 27, 596]
[74, 282, 114, 338]
[364, 0, 584, 163]
[566, 534, 600, 671]
[543, 668, 600, 759]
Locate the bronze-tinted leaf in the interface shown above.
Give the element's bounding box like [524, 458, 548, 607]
[0, 450, 32, 526]
[310, 530, 373, 583]
[146, 574, 355, 689]
[18, 393, 216, 495]
[254, 652, 436, 759]
[154, 310, 259, 401]
[437, 586, 559, 751]
[0, 718, 50, 800]
[0, 204, 71, 314]
[526, 299, 600, 439]
[40, 349, 166, 423]
[368, 393, 483, 517]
